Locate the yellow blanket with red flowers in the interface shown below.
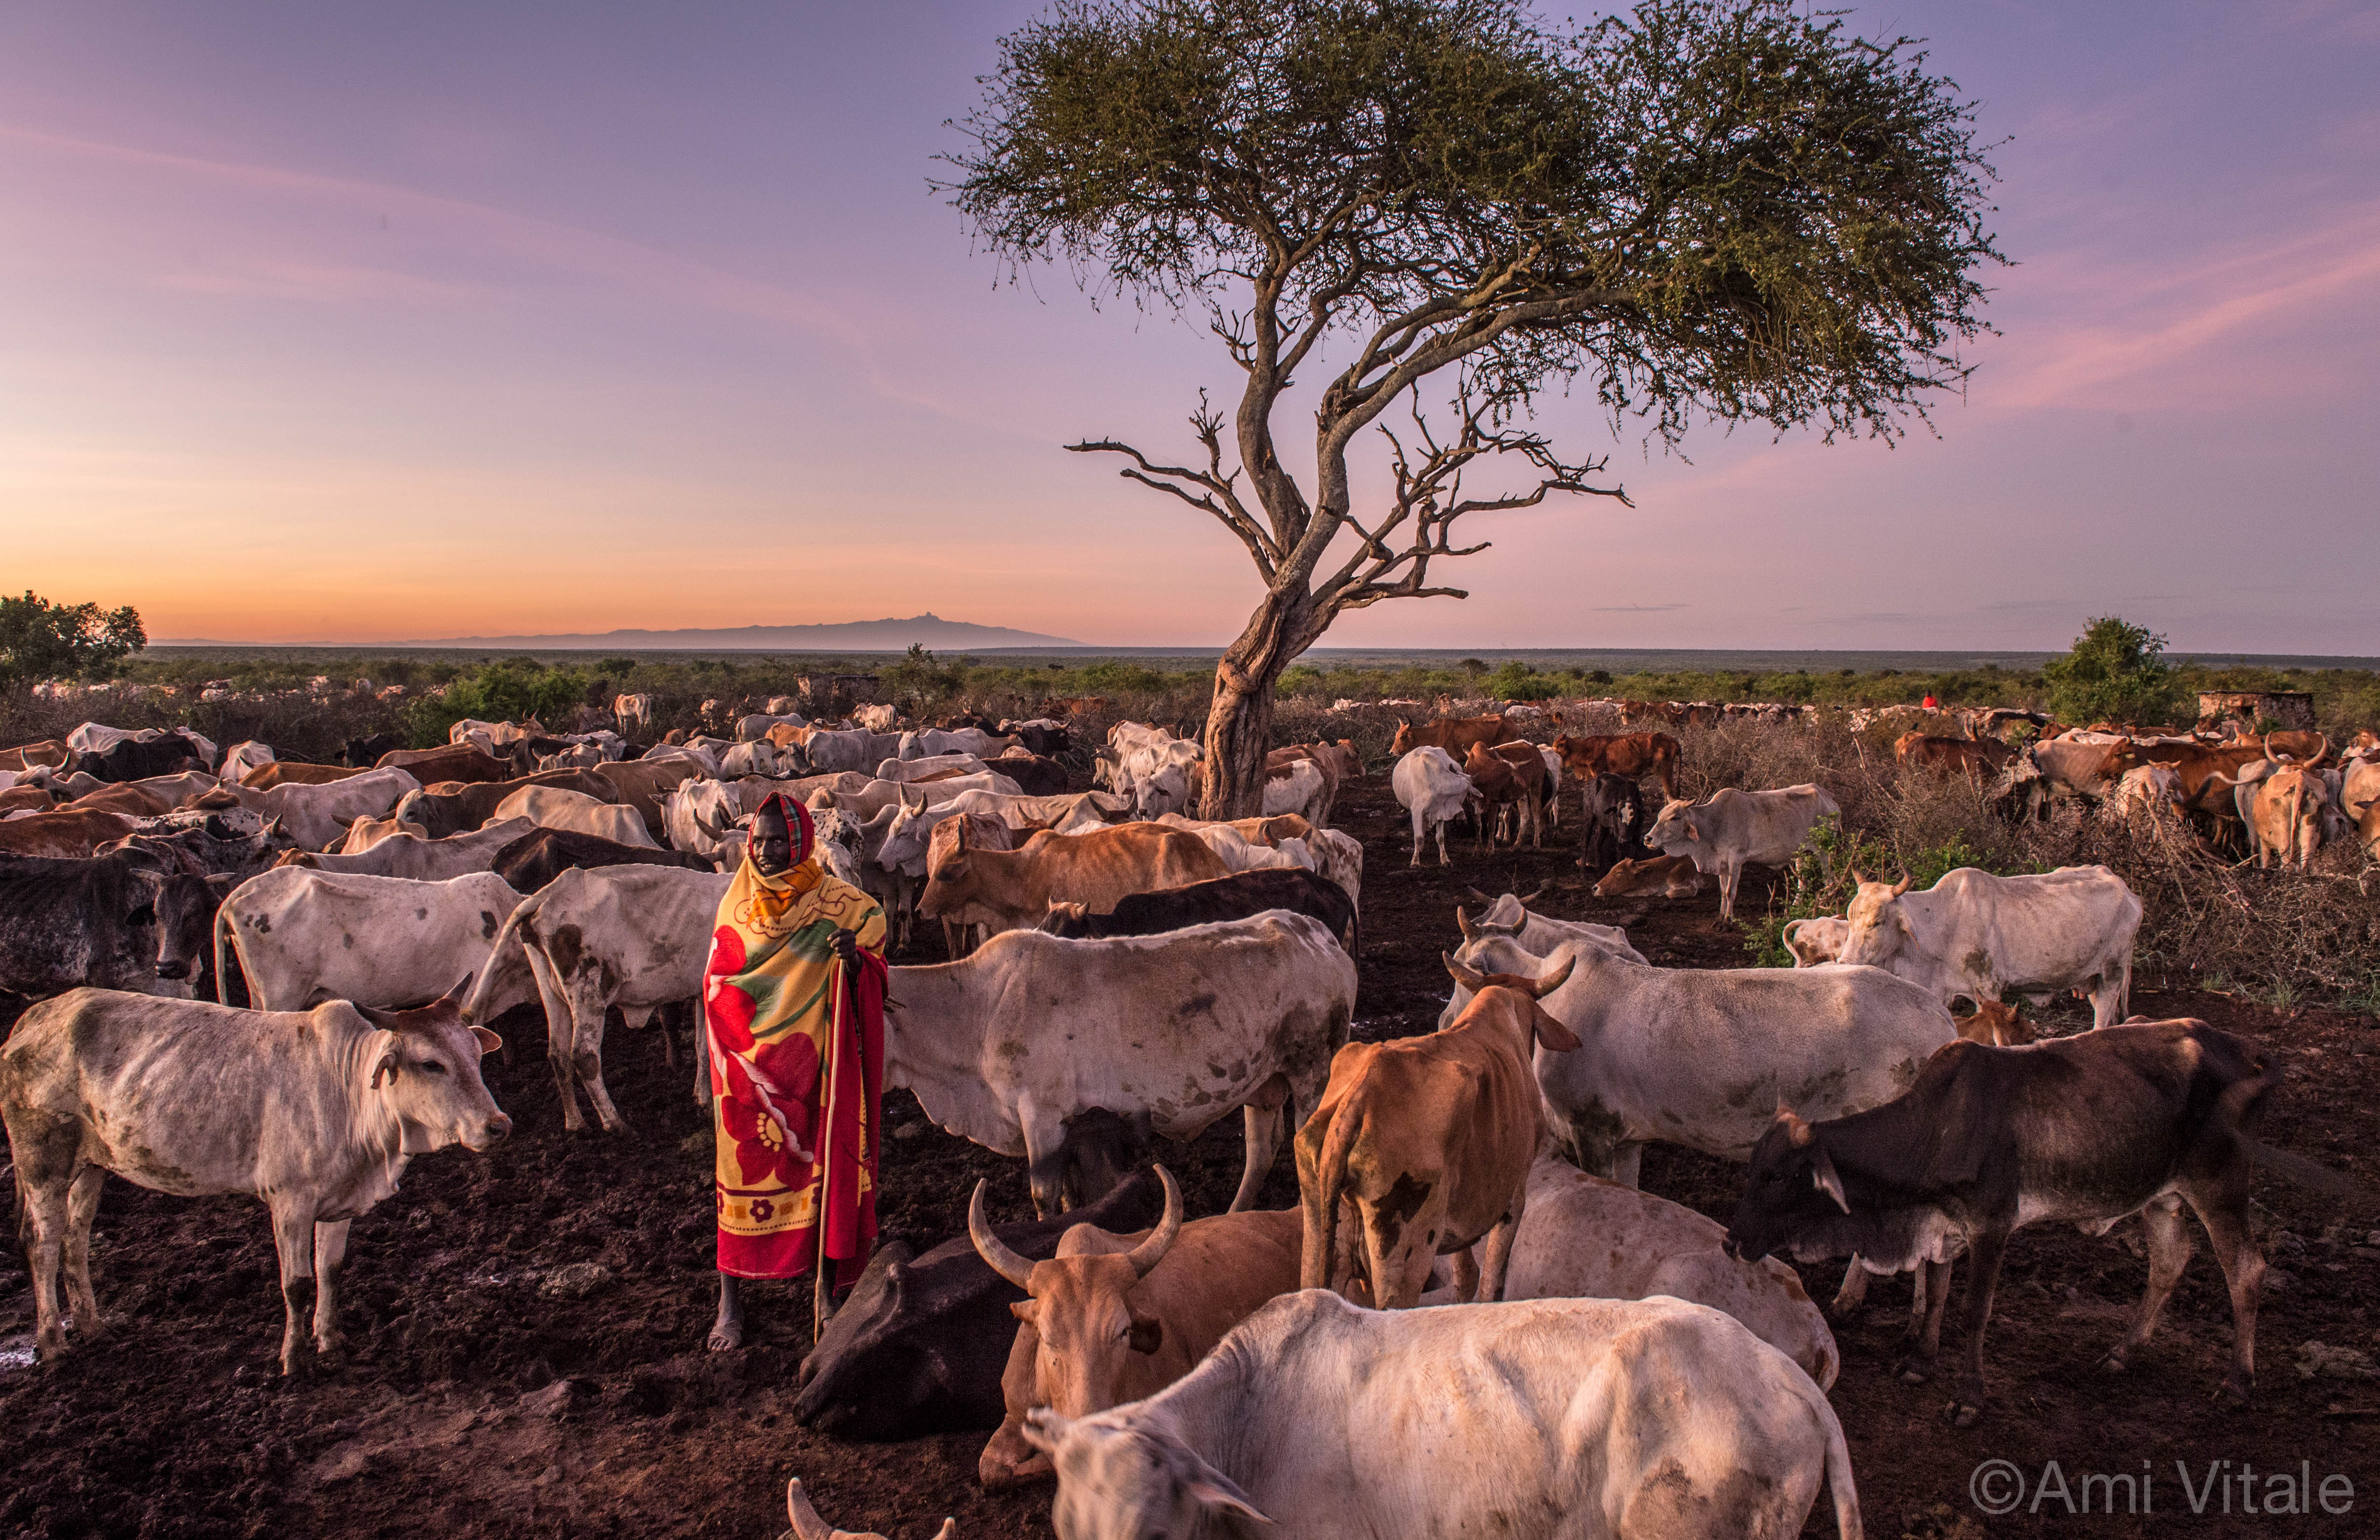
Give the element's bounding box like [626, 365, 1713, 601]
[703, 852, 887, 1281]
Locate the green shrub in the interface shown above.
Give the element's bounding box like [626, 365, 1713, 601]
[2041, 616, 2187, 727]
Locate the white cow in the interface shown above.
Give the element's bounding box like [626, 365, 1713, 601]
[492, 786, 660, 849]
[1782, 916, 1851, 967]
[809, 772, 1023, 822]
[876, 752, 989, 783]
[218, 740, 277, 783]
[1421, 1148, 1838, 1388]
[1, 985, 508, 1374]
[213, 868, 540, 1017]
[1390, 746, 1473, 866]
[1647, 784, 1841, 920]
[1306, 827, 1364, 916]
[2106, 763, 2183, 822]
[213, 766, 423, 851]
[1261, 758, 1330, 827]
[733, 711, 808, 743]
[1026, 1290, 1860, 1540]
[467, 864, 731, 1134]
[613, 693, 655, 739]
[886, 915, 1355, 1217]
[714, 740, 776, 778]
[1836, 865, 2142, 1027]
[68, 723, 219, 768]
[802, 728, 908, 772]
[277, 818, 540, 882]
[1451, 890, 1644, 963]
[903, 727, 1016, 760]
[1456, 935, 1956, 1186]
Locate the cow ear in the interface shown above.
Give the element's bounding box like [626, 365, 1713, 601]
[1009, 1299, 1039, 1324]
[1809, 1144, 1851, 1214]
[1127, 1313, 1163, 1354]
[470, 1026, 502, 1057]
[1531, 1004, 1582, 1053]
[1184, 1462, 1273, 1526]
[370, 1052, 399, 1089]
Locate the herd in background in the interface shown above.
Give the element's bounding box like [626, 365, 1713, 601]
[2, 691, 2375, 1540]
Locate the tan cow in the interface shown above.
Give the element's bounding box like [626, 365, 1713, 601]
[2250, 767, 2325, 869]
[0, 739, 72, 771]
[1894, 732, 2014, 777]
[66, 772, 218, 817]
[1781, 915, 1848, 966]
[0, 808, 140, 859]
[919, 823, 1230, 938]
[1465, 740, 1546, 850]
[491, 786, 657, 848]
[1387, 714, 1518, 761]
[1155, 812, 1314, 846]
[337, 815, 431, 853]
[1297, 954, 1579, 1309]
[927, 812, 1016, 957]
[1590, 853, 1702, 899]
[241, 761, 368, 789]
[970, 1169, 1302, 1489]
[1552, 731, 1680, 799]
[589, 756, 704, 837]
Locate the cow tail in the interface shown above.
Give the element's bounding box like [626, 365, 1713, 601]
[211, 901, 235, 1006]
[1817, 1388, 1864, 1540]
[2215, 1062, 2374, 1200]
[468, 892, 542, 1027]
[1309, 1101, 1360, 1295]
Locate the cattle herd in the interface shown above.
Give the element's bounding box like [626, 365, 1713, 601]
[1, 695, 2376, 1539]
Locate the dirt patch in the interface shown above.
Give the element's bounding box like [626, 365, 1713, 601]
[3, 771, 2377, 1539]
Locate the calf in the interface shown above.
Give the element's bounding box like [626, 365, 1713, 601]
[1894, 732, 2015, 777]
[1590, 852, 1702, 898]
[1573, 770, 1651, 872]
[1725, 1020, 2357, 1424]
[970, 1169, 1303, 1489]
[791, 1171, 1164, 1438]
[1038, 867, 1356, 953]
[1298, 954, 1580, 1308]
[1, 983, 507, 1374]
[1462, 740, 1544, 849]
[1026, 1291, 1861, 1540]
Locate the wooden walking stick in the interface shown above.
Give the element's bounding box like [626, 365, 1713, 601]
[812, 959, 847, 1342]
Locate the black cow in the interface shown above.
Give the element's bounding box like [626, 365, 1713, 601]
[1036, 867, 1357, 953]
[791, 1169, 1163, 1438]
[490, 827, 709, 894]
[1005, 721, 1071, 758]
[0, 849, 217, 997]
[340, 733, 400, 767]
[1574, 771, 1652, 873]
[68, 732, 209, 785]
[1724, 1020, 2366, 1425]
[987, 753, 1069, 796]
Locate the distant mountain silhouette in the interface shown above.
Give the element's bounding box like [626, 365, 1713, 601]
[371, 613, 1083, 651]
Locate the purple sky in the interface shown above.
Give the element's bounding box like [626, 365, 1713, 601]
[4, 2, 2375, 651]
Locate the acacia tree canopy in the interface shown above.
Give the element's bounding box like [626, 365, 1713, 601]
[0, 592, 146, 694]
[949, 0, 2004, 812]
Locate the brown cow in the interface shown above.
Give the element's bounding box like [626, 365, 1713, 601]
[1387, 714, 1519, 761]
[1296, 954, 1580, 1310]
[1957, 998, 2036, 1046]
[373, 745, 515, 785]
[1894, 732, 2015, 777]
[2250, 768, 2325, 869]
[969, 1169, 1302, 1490]
[0, 808, 140, 859]
[1552, 732, 1680, 799]
[1462, 741, 1544, 850]
[242, 761, 369, 789]
[918, 822, 1230, 938]
[589, 756, 703, 836]
[0, 739, 73, 771]
[0, 787, 62, 815]
[928, 812, 1017, 957]
[1590, 853, 1703, 899]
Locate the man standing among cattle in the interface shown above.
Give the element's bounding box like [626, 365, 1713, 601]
[705, 793, 889, 1352]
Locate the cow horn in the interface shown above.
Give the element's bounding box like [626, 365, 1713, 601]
[1519, 883, 1551, 906]
[1464, 885, 1494, 905]
[1123, 1165, 1183, 1280]
[966, 1180, 1035, 1289]
[1889, 873, 1911, 897]
[1526, 955, 1575, 999]
[1442, 952, 1486, 993]
[1455, 907, 1480, 942]
[785, 1479, 834, 1540]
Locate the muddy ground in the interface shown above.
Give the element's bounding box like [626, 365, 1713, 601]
[4, 771, 2378, 1540]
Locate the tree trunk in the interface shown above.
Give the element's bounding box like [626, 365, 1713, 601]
[1199, 586, 1317, 818]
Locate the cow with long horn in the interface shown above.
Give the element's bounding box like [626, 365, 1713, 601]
[969, 1168, 1303, 1490]
[785, 1478, 954, 1540]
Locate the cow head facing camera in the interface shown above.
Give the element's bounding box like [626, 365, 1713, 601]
[361, 975, 509, 1153]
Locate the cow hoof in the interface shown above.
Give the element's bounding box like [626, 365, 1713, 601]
[2100, 1349, 2130, 1375]
[1896, 1357, 1934, 1385]
[1948, 1400, 1983, 1428]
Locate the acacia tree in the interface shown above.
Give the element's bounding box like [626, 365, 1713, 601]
[0, 592, 145, 695]
[950, 0, 2003, 814]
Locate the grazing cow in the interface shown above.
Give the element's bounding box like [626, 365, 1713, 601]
[1725, 1020, 2361, 1424]
[489, 827, 710, 894]
[1647, 784, 1840, 920]
[339, 733, 400, 767]
[887, 914, 1355, 1217]
[972, 1170, 1303, 1489]
[1894, 732, 2015, 777]
[391, 767, 619, 840]
[613, 693, 655, 738]
[0, 849, 219, 996]
[491, 785, 660, 849]
[1422, 1148, 1838, 1388]
[467, 864, 730, 1133]
[1836, 866, 2142, 1027]
[207, 766, 423, 852]
[1783, 915, 1850, 967]
[1025, 1290, 1861, 1540]
[1591, 853, 1703, 899]
[272, 819, 540, 882]
[213, 868, 535, 1017]
[2249, 767, 2326, 869]
[0, 984, 506, 1374]
[0, 808, 141, 859]
[373, 745, 514, 785]
[791, 1171, 1164, 1438]
[1389, 746, 1473, 867]
[1552, 731, 1681, 799]
[1386, 714, 1518, 760]
[918, 823, 1230, 940]
[1459, 935, 1955, 1186]
[1300, 954, 1579, 1309]
[1038, 867, 1357, 953]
